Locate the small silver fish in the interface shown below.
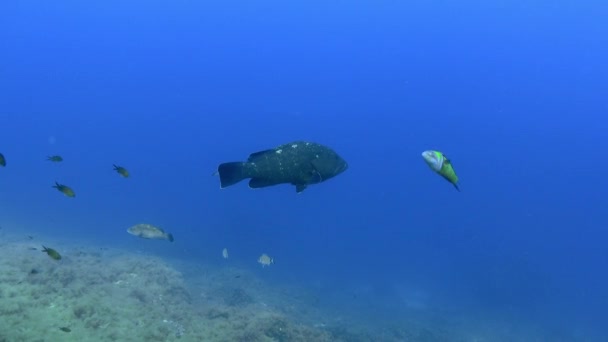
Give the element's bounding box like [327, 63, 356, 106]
[127, 223, 174, 242]
[258, 253, 274, 267]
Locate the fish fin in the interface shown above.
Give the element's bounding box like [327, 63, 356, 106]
[311, 167, 323, 183]
[443, 155, 457, 169]
[295, 184, 307, 193]
[248, 178, 277, 189]
[167, 233, 174, 242]
[247, 149, 274, 162]
[218, 162, 248, 188]
[307, 161, 323, 183]
[440, 174, 459, 189]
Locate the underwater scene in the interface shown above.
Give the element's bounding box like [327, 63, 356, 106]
[1, 1, 607, 341]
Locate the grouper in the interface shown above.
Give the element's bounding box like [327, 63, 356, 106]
[127, 223, 174, 242]
[217, 141, 348, 193]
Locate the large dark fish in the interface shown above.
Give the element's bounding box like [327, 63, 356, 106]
[217, 141, 348, 193]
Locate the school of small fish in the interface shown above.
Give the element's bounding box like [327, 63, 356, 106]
[0, 142, 459, 271]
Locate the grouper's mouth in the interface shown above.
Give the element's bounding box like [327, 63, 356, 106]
[336, 162, 348, 175]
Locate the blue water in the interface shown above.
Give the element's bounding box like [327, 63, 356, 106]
[2, 0, 607, 339]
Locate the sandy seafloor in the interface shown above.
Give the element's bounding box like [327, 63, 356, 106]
[0, 230, 598, 342]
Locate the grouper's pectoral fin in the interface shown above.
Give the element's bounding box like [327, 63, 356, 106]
[295, 184, 307, 193]
[308, 161, 323, 183]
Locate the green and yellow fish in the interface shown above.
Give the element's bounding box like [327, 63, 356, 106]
[42, 245, 62, 260]
[113, 164, 129, 178]
[422, 150, 460, 191]
[52, 182, 75, 197]
[0, 153, 5, 167]
[47, 155, 63, 162]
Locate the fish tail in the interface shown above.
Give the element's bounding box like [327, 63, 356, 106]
[453, 183, 461, 192]
[217, 162, 249, 188]
[167, 233, 174, 242]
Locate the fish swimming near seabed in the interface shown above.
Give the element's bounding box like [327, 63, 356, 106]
[42, 246, 62, 260]
[127, 223, 174, 242]
[258, 253, 274, 267]
[216, 141, 348, 193]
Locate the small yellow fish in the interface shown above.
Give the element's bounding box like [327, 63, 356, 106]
[258, 253, 274, 267]
[113, 164, 129, 178]
[42, 245, 62, 260]
[47, 155, 63, 162]
[0, 153, 5, 167]
[222, 248, 229, 259]
[53, 182, 75, 197]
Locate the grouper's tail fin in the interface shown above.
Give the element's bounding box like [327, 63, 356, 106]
[217, 162, 249, 188]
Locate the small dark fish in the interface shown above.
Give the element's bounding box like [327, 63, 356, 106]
[27, 235, 33, 240]
[42, 245, 62, 260]
[59, 327, 71, 332]
[113, 164, 129, 178]
[0, 153, 5, 167]
[30, 268, 39, 275]
[52, 182, 75, 197]
[217, 141, 348, 193]
[47, 155, 63, 162]
[28, 247, 38, 250]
